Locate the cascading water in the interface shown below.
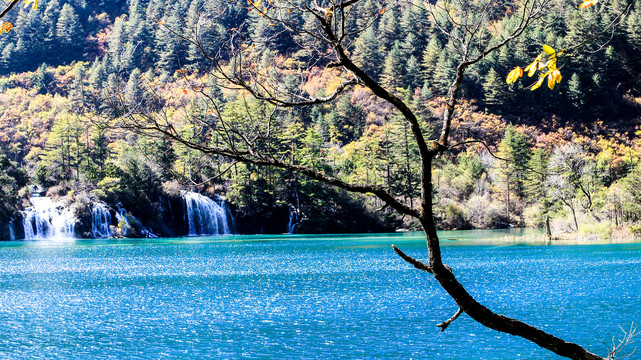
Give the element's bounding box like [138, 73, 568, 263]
[8, 222, 15, 241]
[287, 207, 302, 234]
[22, 197, 76, 240]
[182, 191, 232, 236]
[91, 202, 113, 238]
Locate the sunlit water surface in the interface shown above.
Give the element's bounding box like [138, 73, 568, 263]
[0, 229, 639, 359]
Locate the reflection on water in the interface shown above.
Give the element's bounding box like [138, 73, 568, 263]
[0, 230, 639, 359]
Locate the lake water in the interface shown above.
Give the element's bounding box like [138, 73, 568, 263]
[0, 229, 639, 359]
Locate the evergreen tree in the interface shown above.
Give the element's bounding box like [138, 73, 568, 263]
[380, 42, 405, 90]
[331, 96, 366, 145]
[41, 0, 61, 60]
[88, 59, 106, 90]
[155, 11, 182, 74]
[405, 56, 422, 89]
[626, 8, 641, 54]
[421, 36, 441, 82]
[432, 48, 455, 95]
[482, 68, 504, 108]
[399, 6, 422, 43]
[69, 63, 87, 111]
[0, 43, 15, 72]
[378, 8, 398, 50]
[56, 3, 84, 58]
[567, 72, 585, 115]
[30, 64, 49, 95]
[524, 148, 550, 210]
[0, 151, 28, 224]
[495, 126, 533, 223]
[108, 17, 127, 70]
[125, 68, 143, 105]
[354, 0, 378, 30]
[400, 32, 421, 59]
[352, 26, 382, 78]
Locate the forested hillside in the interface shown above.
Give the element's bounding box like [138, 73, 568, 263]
[1, 0, 641, 239]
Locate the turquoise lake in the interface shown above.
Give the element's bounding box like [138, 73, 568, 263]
[0, 229, 639, 359]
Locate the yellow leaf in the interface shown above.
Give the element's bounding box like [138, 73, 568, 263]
[551, 69, 562, 83]
[506, 66, 523, 84]
[0, 22, 13, 34]
[542, 45, 556, 56]
[531, 72, 548, 91]
[24, 0, 37, 9]
[547, 73, 556, 90]
[579, 0, 598, 8]
[547, 58, 557, 70]
[253, 0, 261, 7]
[524, 55, 542, 77]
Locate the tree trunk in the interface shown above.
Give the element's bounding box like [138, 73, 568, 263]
[545, 214, 552, 241]
[419, 218, 603, 360]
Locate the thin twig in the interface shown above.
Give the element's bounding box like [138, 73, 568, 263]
[437, 307, 463, 331]
[391, 245, 433, 273]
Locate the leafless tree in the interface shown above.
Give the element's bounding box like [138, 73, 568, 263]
[600, 323, 640, 360]
[108, 0, 634, 358]
[547, 143, 601, 230]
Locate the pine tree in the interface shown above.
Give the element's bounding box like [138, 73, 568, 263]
[380, 42, 405, 90]
[88, 59, 106, 90]
[13, 6, 40, 69]
[125, 68, 143, 105]
[495, 126, 533, 223]
[108, 17, 127, 70]
[482, 68, 504, 109]
[127, 0, 155, 70]
[331, 96, 366, 145]
[399, 6, 420, 42]
[355, 0, 378, 30]
[0, 43, 14, 72]
[524, 148, 549, 209]
[30, 64, 49, 95]
[155, 12, 182, 74]
[41, 0, 61, 60]
[432, 48, 454, 95]
[400, 32, 420, 59]
[69, 63, 87, 111]
[378, 8, 398, 50]
[56, 4, 84, 57]
[421, 36, 441, 86]
[351, 25, 382, 78]
[626, 8, 641, 54]
[567, 72, 585, 115]
[405, 56, 422, 90]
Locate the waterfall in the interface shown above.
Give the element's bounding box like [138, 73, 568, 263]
[22, 197, 76, 240]
[91, 203, 113, 238]
[287, 207, 302, 234]
[8, 222, 15, 241]
[182, 191, 231, 236]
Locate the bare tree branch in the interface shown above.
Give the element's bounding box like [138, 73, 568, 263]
[437, 307, 463, 331]
[391, 245, 433, 273]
